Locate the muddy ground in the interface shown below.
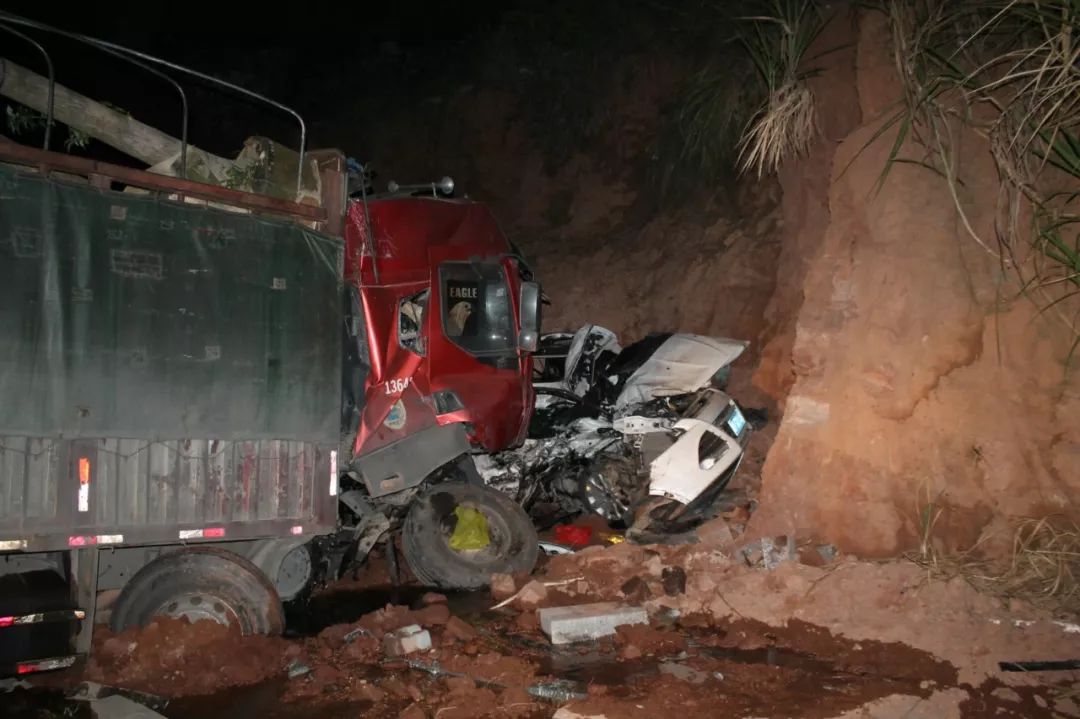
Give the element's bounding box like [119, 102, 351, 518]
[12, 525, 1078, 719]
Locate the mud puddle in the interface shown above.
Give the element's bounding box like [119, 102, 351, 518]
[524, 619, 962, 718]
[165, 681, 371, 719]
[540, 642, 830, 685]
[286, 583, 494, 636]
[2, 684, 93, 719]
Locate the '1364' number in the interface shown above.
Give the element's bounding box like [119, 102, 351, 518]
[384, 377, 411, 395]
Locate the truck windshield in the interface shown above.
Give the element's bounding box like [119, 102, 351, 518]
[440, 261, 515, 355]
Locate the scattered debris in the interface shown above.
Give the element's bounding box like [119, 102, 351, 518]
[539, 602, 648, 644]
[448, 506, 492, 550]
[999, 660, 1080, 672]
[491, 573, 519, 601]
[516, 580, 550, 609]
[383, 625, 433, 656]
[740, 535, 797, 569]
[540, 541, 576, 555]
[657, 661, 710, 684]
[490, 576, 582, 610]
[286, 658, 312, 679]
[552, 709, 609, 719]
[399, 702, 426, 719]
[89, 693, 168, 719]
[554, 524, 594, 547]
[444, 615, 479, 641]
[526, 680, 589, 702]
[661, 566, 687, 596]
[342, 626, 373, 643]
[70, 682, 168, 712]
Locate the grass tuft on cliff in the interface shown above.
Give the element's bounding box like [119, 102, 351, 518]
[882, 0, 1080, 351]
[736, 0, 826, 178]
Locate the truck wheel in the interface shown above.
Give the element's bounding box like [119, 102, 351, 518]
[402, 482, 538, 590]
[109, 547, 284, 635]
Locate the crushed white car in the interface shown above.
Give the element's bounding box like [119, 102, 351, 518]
[477, 325, 759, 532]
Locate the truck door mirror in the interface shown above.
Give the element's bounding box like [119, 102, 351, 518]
[518, 281, 541, 352]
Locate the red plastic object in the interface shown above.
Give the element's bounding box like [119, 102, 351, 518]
[554, 524, 593, 547]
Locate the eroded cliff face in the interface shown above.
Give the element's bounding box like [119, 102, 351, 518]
[749, 10, 1080, 555]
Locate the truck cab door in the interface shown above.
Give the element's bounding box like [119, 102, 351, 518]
[425, 255, 530, 452]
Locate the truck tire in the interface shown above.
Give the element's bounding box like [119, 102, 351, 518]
[109, 547, 284, 636]
[402, 482, 538, 590]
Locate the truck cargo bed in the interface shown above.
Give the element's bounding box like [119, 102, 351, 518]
[0, 155, 343, 551]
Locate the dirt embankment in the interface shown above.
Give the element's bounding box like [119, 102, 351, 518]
[747, 9, 1080, 556]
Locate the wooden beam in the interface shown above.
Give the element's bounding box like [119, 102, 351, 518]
[0, 57, 231, 178]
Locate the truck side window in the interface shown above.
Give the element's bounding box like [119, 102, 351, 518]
[399, 289, 429, 356]
[439, 261, 515, 356]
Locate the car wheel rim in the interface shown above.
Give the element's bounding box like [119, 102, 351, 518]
[583, 472, 629, 521]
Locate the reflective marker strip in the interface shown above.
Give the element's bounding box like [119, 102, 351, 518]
[16, 655, 77, 675]
[0, 609, 86, 628]
[178, 527, 225, 540]
[67, 534, 123, 547]
[290, 525, 303, 535]
[329, 449, 339, 496]
[0, 539, 27, 551]
[77, 457, 90, 512]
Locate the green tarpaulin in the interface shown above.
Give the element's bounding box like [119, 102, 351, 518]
[0, 163, 343, 442]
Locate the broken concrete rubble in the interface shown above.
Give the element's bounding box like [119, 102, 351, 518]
[490, 573, 518, 601]
[657, 661, 710, 684]
[286, 658, 312, 679]
[443, 615, 479, 641]
[515, 579, 549, 609]
[383, 625, 433, 656]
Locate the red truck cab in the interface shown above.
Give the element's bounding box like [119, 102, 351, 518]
[339, 190, 541, 499]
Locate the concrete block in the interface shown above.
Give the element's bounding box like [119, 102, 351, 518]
[539, 602, 648, 644]
[382, 624, 432, 656]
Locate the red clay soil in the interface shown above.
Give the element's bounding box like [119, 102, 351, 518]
[40, 543, 1077, 719]
[748, 7, 1080, 558]
[83, 617, 289, 697]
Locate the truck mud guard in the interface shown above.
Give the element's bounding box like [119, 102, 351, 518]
[353, 423, 471, 498]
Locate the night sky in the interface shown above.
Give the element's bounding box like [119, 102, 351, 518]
[1, 2, 513, 158]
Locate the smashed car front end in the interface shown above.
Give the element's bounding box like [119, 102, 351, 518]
[646, 388, 752, 506]
[480, 325, 756, 530]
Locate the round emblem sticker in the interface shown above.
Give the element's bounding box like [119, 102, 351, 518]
[384, 399, 407, 430]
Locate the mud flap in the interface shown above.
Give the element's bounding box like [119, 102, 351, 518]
[354, 423, 471, 497]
